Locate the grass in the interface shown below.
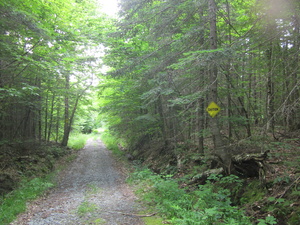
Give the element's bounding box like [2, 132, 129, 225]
[68, 132, 92, 150]
[0, 132, 100, 225]
[77, 200, 98, 217]
[65, 153, 78, 162]
[143, 216, 165, 225]
[100, 130, 125, 158]
[0, 138, 83, 225]
[0, 177, 54, 224]
[90, 218, 106, 224]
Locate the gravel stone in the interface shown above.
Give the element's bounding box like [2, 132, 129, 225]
[11, 139, 144, 225]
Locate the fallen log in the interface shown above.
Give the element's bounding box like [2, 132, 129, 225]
[187, 151, 270, 186]
[188, 167, 224, 185]
[232, 150, 269, 186]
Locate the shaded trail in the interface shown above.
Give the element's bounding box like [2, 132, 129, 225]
[12, 139, 144, 225]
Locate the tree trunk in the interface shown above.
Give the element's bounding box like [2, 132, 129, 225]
[265, 14, 276, 136]
[225, 0, 233, 139]
[266, 45, 275, 134]
[197, 98, 204, 154]
[61, 76, 91, 147]
[157, 94, 168, 146]
[55, 105, 61, 143]
[288, 7, 300, 131]
[61, 73, 70, 147]
[44, 91, 49, 140]
[197, 7, 205, 154]
[208, 0, 231, 173]
[47, 94, 56, 142]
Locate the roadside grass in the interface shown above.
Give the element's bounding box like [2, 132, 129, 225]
[142, 216, 165, 225]
[0, 177, 54, 225]
[100, 130, 124, 158]
[68, 132, 92, 150]
[0, 136, 86, 225]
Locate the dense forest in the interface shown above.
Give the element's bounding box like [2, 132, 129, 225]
[0, 0, 107, 145]
[0, 0, 107, 208]
[100, 0, 300, 173]
[0, 0, 300, 224]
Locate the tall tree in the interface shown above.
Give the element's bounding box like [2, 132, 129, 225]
[0, 0, 107, 148]
[208, 0, 231, 172]
[100, 0, 300, 174]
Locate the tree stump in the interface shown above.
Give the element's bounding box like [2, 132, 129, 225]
[232, 150, 269, 186]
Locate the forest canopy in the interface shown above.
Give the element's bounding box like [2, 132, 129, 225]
[99, 0, 300, 173]
[0, 0, 109, 145]
[0, 0, 299, 224]
[1, 0, 299, 171]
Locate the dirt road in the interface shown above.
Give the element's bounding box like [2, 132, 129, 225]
[11, 139, 144, 225]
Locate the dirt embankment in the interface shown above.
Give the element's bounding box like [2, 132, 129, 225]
[11, 139, 144, 225]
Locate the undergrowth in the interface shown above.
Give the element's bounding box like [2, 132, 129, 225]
[68, 132, 91, 150]
[0, 141, 76, 224]
[0, 177, 54, 224]
[98, 130, 300, 225]
[100, 130, 124, 158]
[128, 168, 279, 225]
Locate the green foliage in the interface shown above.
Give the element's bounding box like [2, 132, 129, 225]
[272, 175, 291, 185]
[0, 0, 108, 145]
[100, 130, 124, 157]
[240, 180, 266, 205]
[257, 216, 277, 225]
[129, 168, 252, 225]
[0, 177, 54, 224]
[100, 0, 300, 161]
[91, 218, 106, 224]
[143, 216, 165, 225]
[288, 203, 300, 225]
[68, 132, 90, 150]
[77, 201, 98, 217]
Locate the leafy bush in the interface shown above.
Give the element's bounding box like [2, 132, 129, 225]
[257, 216, 277, 225]
[129, 168, 252, 225]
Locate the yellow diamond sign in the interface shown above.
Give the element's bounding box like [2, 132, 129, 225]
[206, 102, 221, 118]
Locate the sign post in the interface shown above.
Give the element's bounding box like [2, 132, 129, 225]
[206, 101, 221, 118]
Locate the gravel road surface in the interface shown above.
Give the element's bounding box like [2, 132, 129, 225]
[11, 139, 144, 225]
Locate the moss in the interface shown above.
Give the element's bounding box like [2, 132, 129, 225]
[143, 216, 165, 225]
[136, 209, 165, 225]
